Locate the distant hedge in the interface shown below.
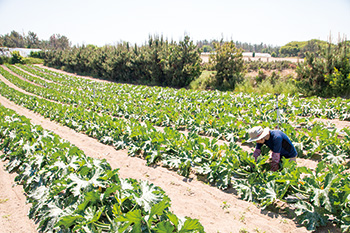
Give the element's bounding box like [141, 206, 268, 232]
[44, 36, 202, 88]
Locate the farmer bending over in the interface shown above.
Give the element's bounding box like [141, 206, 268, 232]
[247, 126, 297, 171]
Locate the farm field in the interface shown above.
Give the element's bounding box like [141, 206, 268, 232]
[0, 64, 349, 233]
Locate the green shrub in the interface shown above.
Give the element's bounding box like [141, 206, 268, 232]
[296, 40, 350, 97]
[10, 50, 23, 64]
[29, 51, 44, 59]
[0, 56, 11, 65]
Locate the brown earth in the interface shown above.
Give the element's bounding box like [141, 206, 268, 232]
[0, 65, 345, 233]
[0, 157, 38, 233]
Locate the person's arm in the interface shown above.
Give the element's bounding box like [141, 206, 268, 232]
[271, 136, 282, 171]
[271, 152, 280, 171]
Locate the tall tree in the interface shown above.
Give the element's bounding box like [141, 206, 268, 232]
[26, 31, 40, 48]
[49, 34, 70, 50]
[3, 30, 26, 48]
[210, 40, 245, 90]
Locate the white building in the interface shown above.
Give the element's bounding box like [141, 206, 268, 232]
[0, 47, 41, 57]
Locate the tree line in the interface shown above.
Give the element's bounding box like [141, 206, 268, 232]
[1, 30, 349, 97]
[44, 36, 202, 88]
[0, 30, 70, 50]
[3, 30, 346, 58]
[197, 39, 281, 57]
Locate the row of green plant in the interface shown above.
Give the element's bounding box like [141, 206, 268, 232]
[9, 65, 350, 169]
[2, 65, 349, 166]
[17, 64, 350, 121]
[2, 65, 349, 176]
[4, 64, 350, 166]
[9, 64, 350, 131]
[1, 75, 350, 231]
[0, 104, 204, 232]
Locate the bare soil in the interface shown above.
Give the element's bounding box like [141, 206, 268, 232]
[0, 65, 345, 233]
[0, 157, 38, 233]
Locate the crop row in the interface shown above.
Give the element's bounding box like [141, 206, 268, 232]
[1, 65, 349, 165]
[0, 104, 204, 232]
[12, 65, 350, 135]
[0, 73, 350, 231]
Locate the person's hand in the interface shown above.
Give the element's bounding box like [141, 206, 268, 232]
[253, 149, 261, 162]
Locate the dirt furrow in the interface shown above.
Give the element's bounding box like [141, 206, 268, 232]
[0, 155, 38, 233]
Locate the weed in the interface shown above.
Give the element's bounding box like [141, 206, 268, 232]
[239, 211, 246, 223]
[253, 227, 266, 233]
[239, 228, 249, 233]
[221, 201, 231, 210]
[0, 198, 9, 204]
[280, 219, 288, 224]
[186, 187, 195, 196]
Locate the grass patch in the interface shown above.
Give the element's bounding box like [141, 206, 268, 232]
[235, 76, 299, 95]
[23, 57, 44, 64]
[189, 70, 216, 90]
[190, 69, 299, 96]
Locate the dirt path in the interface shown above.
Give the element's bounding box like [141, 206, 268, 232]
[0, 92, 312, 233]
[0, 156, 38, 233]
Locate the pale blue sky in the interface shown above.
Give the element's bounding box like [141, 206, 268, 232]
[0, 0, 349, 47]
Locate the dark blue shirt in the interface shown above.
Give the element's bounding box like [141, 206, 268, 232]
[256, 130, 297, 158]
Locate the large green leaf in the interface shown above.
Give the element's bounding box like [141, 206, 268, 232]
[179, 218, 204, 233]
[154, 221, 175, 233]
[294, 201, 328, 231]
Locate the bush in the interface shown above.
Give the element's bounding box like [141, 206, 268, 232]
[296, 40, 350, 97]
[29, 51, 44, 59]
[0, 56, 11, 64]
[10, 50, 23, 64]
